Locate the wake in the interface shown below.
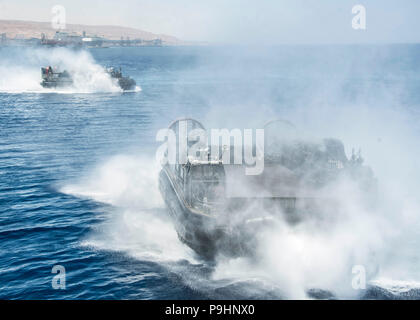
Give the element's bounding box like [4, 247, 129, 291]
[0, 47, 139, 93]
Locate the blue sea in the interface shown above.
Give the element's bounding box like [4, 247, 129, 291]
[1, 45, 420, 299]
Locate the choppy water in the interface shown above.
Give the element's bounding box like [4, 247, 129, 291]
[1, 45, 420, 299]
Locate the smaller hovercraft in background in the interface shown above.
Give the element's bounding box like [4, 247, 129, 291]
[105, 67, 137, 91]
[40, 66, 136, 91]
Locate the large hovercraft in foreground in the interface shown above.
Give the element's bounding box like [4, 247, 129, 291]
[40, 66, 136, 91]
[158, 118, 377, 259]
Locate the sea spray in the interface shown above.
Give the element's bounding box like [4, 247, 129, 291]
[62, 154, 195, 263]
[0, 47, 122, 93]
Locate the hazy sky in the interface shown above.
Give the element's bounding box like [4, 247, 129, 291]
[0, 0, 419, 44]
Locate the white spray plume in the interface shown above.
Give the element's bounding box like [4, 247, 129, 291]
[0, 47, 127, 93]
[61, 155, 195, 263]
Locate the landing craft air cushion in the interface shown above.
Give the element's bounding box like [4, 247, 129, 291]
[40, 66, 136, 90]
[158, 118, 377, 259]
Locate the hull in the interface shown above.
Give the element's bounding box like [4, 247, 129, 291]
[158, 168, 342, 259]
[41, 80, 73, 88]
[117, 77, 136, 91]
[159, 169, 251, 259]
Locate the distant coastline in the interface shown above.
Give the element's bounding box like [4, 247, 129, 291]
[0, 19, 199, 47]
